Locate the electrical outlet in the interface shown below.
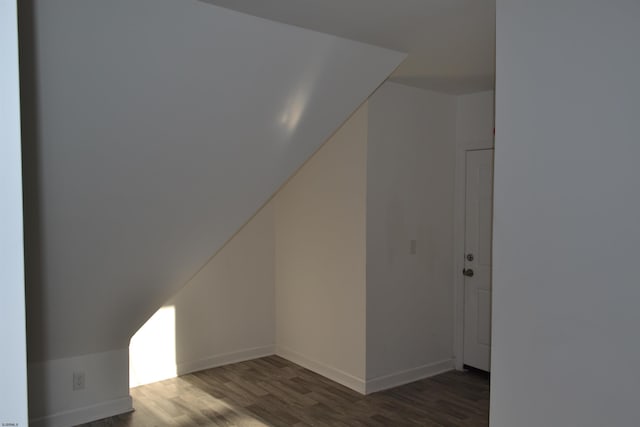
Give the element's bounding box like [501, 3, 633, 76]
[73, 371, 86, 391]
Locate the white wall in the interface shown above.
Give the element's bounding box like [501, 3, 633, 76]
[130, 204, 275, 387]
[23, 0, 401, 363]
[20, 0, 402, 423]
[456, 91, 494, 147]
[275, 103, 369, 393]
[127, 84, 472, 396]
[492, 1, 640, 426]
[453, 90, 494, 368]
[130, 103, 369, 393]
[173, 204, 275, 375]
[366, 82, 457, 390]
[28, 350, 131, 427]
[0, 1, 28, 425]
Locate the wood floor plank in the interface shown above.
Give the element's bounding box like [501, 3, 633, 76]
[78, 356, 489, 427]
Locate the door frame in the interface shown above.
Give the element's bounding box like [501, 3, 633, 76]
[453, 144, 494, 370]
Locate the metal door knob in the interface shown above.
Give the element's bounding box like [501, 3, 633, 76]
[462, 268, 474, 277]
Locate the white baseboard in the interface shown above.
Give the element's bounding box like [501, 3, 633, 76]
[177, 345, 275, 376]
[29, 396, 133, 427]
[365, 359, 454, 394]
[276, 347, 366, 394]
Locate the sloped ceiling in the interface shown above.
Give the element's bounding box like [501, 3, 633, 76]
[22, 0, 404, 361]
[199, 0, 495, 93]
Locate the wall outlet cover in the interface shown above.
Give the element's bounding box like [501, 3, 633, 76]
[73, 371, 86, 391]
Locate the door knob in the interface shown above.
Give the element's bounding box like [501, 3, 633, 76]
[462, 268, 474, 277]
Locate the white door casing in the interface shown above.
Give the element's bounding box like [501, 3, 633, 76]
[463, 149, 493, 371]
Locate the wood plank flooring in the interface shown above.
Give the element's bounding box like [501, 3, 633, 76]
[80, 356, 489, 427]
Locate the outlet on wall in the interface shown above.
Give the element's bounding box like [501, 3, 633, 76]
[72, 371, 86, 391]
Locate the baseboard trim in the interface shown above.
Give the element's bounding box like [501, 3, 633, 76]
[29, 396, 133, 427]
[177, 345, 275, 376]
[365, 359, 454, 394]
[276, 347, 366, 394]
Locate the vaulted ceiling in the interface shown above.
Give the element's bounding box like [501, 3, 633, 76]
[200, 0, 495, 94]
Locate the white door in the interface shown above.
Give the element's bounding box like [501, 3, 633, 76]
[463, 149, 494, 372]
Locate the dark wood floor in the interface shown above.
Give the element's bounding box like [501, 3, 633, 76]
[80, 356, 489, 427]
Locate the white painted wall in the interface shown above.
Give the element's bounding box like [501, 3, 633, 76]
[173, 204, 276, 375]
[127, 84, 473, 395]
[129, 307, 178, 387]
[275, 103, 369, 393]
[452, 91, 494, 369]
[130, 204, 275, 387]
[456, 91, 494, 147]
[28, 350, 131, 427]
[23, 0, 401, 363]
[0, 1, 28, 425]
[130, 103, 368, 393]
[20, 0, 402, 423]
[492, 1, 640, 426]
[366, 82, 457, 389]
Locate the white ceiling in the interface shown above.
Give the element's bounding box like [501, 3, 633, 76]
[199, 0, 495, 94]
